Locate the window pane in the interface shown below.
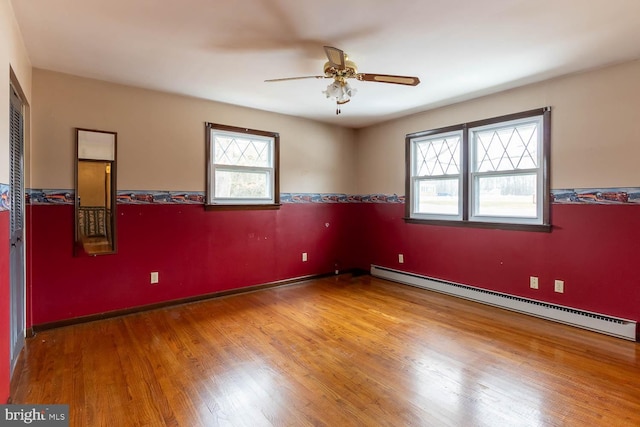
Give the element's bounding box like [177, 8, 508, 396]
[474, 122, 538, 172]
[214, 135, 271, 167]
[475, 174, 537, 217]
[215, 170, 271, 199]
[415, 134, 460, 176]
[415, 179, 459, 215]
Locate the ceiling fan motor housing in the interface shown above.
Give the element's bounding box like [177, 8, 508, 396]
[324, 59, 358, 79]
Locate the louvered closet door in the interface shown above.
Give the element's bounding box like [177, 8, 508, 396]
[9, 84, 25, 372]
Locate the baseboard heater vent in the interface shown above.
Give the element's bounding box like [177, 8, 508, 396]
[371, 265, 637, 341]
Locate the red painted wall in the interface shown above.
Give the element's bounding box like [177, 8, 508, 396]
[0, 211, 10, 403]
[27, 201, 640, 328]
[28, 203, 360, 325]
[356, 203, 640, 322]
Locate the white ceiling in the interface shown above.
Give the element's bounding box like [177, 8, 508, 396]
[10, 0, 640, 128]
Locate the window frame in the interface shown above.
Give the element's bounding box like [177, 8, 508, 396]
[405, 108, 551, 232]
[409, 126, 465, 221]
[205, 123, 280, 211]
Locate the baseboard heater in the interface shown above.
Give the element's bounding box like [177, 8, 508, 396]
[371, 265, 637, 341]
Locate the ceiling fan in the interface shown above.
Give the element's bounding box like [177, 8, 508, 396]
[265, 46, 421, 115]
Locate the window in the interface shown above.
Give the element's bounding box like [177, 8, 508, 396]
[410, 128, 464, 220]
[206, 123, 280, 210]
[406, 108, 550, 231]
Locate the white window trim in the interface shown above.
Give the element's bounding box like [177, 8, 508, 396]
[468, 115, 544, 225]
[406, 108, 550, 231]
[410, 129, 464, 221]
[206, 123, 280, 208]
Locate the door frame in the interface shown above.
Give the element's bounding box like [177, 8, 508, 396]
[8, 79, 27, 374]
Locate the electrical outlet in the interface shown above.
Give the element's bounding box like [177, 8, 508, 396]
[554, 279, 564, 293]
[530, 276, 539, 289]
[150, 272, 159, 284]
[398, 254, 404, 264]
[302, 252, 308, 262]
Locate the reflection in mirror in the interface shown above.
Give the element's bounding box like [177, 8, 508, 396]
[75, 129, 117, 256]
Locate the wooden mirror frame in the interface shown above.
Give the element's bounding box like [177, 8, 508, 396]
[74, 128, 117, 256]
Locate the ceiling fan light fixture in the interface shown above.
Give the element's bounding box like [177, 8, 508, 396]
[323, 80, 356, 105]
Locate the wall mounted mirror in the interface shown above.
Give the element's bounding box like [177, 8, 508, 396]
[75, 128, 117, 256]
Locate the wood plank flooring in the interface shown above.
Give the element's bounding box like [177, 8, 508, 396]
[11, 275, 640, 426]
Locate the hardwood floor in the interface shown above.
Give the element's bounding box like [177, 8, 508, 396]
[11, 275, 640, 426]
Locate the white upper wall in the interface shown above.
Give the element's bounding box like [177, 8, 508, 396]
[355, 59, 640, 194]
[30, 59, 640, 195]
[31, 69, 357, 193]
[1, 0, 31, 184]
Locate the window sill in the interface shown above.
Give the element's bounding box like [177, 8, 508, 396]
[205, 203, 281, 212]
[403, 217, 552, 232]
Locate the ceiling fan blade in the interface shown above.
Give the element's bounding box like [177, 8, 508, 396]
[357, 73, 421, 86]
[323, 46, 346, 70]
[265, 75, 327, 82]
